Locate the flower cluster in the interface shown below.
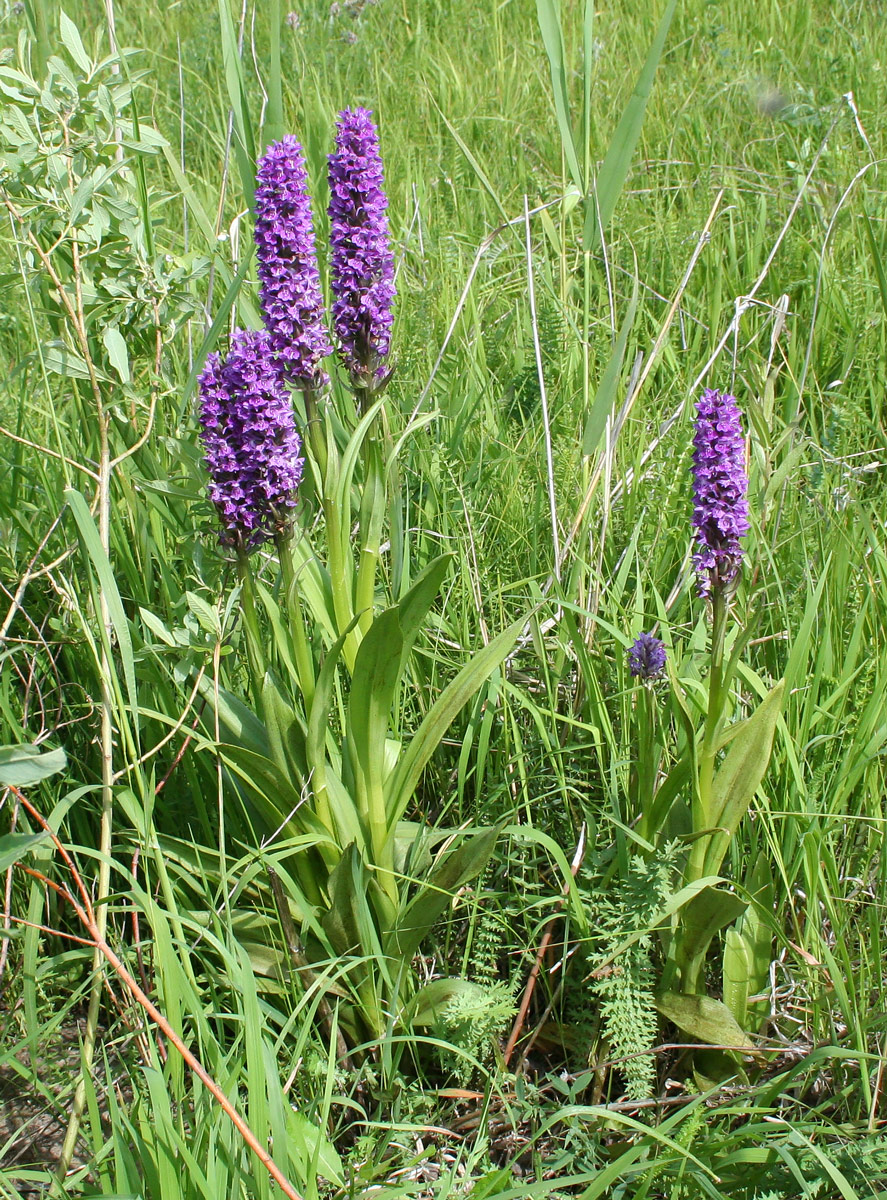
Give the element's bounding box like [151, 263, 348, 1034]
[254, 136, 332, 390]
[691, 388, 750, 598]
[198, 329, 304, 549]
[328, 107, 396, 384]
[627, 632, 667, 681]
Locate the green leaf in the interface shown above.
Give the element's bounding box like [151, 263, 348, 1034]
[265, 0, 284, 147]
[704, 679, 785, 876]
[196, 678, 270, 758]
[722, 927, 752, 1029]
[387, 825, 500, 960]
[385, 616, 525, 831]
[583, 0, 677, 253]
[66, 488, 139, 738]
[102, 327, 130, 384]
[396, 554, 452, 666]
[261, 668, 306, 784]
[0, 744, 66, 788]
[673, 885, 747, 994]
[736, 855, 775, 1027]
[59, 11, 91, 73]
[217, 0, 256, 205]
[321, 843, 377, 958]
[536, 0, 583, 189]
[43, 343, 109, 382]
[405, 977, 489, 1029]
[347, 609, 403, 805]
[0, 832, 51, 873]
[654, 991, 755, 1050]
[286, 1110, 344, 1188]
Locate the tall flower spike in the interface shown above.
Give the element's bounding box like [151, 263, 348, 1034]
[198, 328, 304, 549]
[628, 632, 667, 681]
[691, 388, 750, 598]
[254, 136, 332, 389]
[328, 107, 396, 386]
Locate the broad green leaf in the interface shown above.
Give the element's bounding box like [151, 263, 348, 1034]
[654, 991, 755, 1050]
[59, 11, 91, 73]
[674, 885, 747, 993]
[306, 621, 356, 832]
[44, 343, 108, 382]
[704, 679, 785, 876]
[286, 1110, 344, 1188]
[0, 832, 51, 873]
[387, 825, 500, 960]
[102, 326, 130, 383]
[385, 616, 525, 831]
[347, 608, 403, 795]
[0, 744, 66, 787]
[536, 0, 583, 189]
[583, 0, 677, 253]
[216, 742, 332, 846]
[736, 855, 775, 1027]
[321, 843, 382, 960]
[264, 0, 284, 146]
[261, 668, 306, 785]
[406, 977, 489, 1029]
[196, 678, 271, 758]
[217, 0, 256, 205]
[722, 927, 752, 1029]
[396, 554, 452, 667]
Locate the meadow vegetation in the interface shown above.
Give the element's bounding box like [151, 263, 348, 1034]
[1, 0, 886, 1196]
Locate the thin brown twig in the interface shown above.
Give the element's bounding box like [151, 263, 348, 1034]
[11, 789, 305, 1200]
[504, 825, 586, 1070]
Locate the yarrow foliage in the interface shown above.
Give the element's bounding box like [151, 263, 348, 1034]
[691, 388, 750, 598]
[328, 107, 395, 384]
[627, 632, 667, 681]
[254, 136, 332, 389]
[198, 329, 304, 549]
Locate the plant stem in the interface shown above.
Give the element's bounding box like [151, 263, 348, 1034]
[635, 686, 657, 845]
[354, 431, 384, 633]
[236, 546, 267, 694]
[277, 533, 316, 710]
[689, 587, 728, 882]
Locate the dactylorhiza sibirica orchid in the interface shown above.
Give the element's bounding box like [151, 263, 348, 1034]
[197, 328, 304, 550]
[691, 388, 750, 600]
[328, 107, 396, 390]
[254, 135, 332, 391]
[627, 632, 667, 682]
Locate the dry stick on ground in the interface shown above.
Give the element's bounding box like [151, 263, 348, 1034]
[10, 788, 306, 1200]
[503, 825, 586, 1070]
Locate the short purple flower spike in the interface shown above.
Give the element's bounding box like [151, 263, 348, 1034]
[198, 329, 304, 549]
[328, 107, 396, 385]
[627, 632, 667, 681]
[691, 388, 750, 599]
[254, 136, 332, 390]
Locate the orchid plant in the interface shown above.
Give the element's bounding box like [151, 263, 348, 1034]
[625, 389, 784, 1049]
[194, 115, 519, 1049]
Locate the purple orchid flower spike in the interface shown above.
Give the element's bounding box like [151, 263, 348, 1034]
[328, 107, 396, 390]
[198, 328, 304, 549]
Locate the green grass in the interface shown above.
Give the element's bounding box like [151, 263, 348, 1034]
[1, 0, 886, 1195]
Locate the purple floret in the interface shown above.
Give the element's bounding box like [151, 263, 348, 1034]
[255, 136, 332, 390]
[328, 107, 396, 385]
[691, 388, 750, 598]
[627, 632, 667, 681]
[198, 328, 304, 549]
